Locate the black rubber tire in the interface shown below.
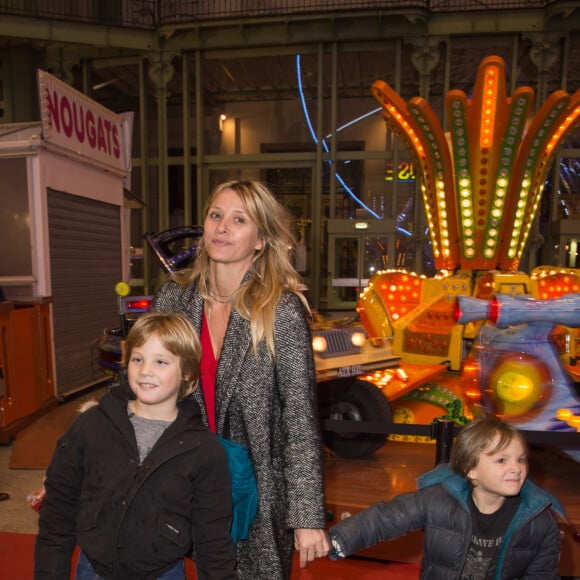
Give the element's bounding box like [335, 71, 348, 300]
[321, 379, 392, 458]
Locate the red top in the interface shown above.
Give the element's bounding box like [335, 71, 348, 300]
[200, 312, 218, 433]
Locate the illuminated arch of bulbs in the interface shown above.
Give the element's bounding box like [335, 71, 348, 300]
[372, 55, 580, 271]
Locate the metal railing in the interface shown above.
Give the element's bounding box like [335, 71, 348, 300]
[0, 0, 561, 30]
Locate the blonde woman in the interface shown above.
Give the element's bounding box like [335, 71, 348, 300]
[151, 180, 330, 578]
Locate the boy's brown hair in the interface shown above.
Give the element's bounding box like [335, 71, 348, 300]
[122, 312, 201, 399]
[450, 417, 527, 487]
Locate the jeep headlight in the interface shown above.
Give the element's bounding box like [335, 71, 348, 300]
[312, 335, 327, 353]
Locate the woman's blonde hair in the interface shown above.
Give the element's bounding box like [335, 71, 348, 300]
[449, 416, 527, 488]
[123, 312, 201, 399]
[175, 179, 309, 354]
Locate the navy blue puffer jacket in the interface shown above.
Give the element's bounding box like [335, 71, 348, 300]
[329, 464, 562, 579]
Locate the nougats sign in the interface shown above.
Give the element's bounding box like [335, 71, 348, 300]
[37, 69, 127, 173]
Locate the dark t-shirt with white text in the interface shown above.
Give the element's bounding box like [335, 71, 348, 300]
[460, 495, 521, 580]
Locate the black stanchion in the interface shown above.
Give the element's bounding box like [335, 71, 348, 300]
[433, 419, 455, 465]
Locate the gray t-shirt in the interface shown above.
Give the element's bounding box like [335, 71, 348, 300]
[128, 406, 173, 463]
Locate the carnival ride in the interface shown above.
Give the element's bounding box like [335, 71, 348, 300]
[456, 293, 580, 431]
[346, 55, 580, 458]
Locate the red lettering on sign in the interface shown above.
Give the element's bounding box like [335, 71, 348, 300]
[44, 86, 121, 160]
[87, 110, 97, 148]
[60, 96, 73, 137]
[72, 101, 86, 143]
[112, 125, 120, 158]
[45, 88, 60, 132]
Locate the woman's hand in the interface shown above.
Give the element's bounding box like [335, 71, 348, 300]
[294, 528, 331, 568]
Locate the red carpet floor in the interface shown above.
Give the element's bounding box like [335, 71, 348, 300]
[0, 532, 419, 579]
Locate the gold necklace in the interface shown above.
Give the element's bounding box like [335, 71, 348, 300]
[208, 288, 232, 303]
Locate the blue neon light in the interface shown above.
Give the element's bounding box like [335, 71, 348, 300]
[327, 107, 383, 139]
[296, 54, 381, 220]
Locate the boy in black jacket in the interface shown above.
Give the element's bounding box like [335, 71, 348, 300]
[35, 312, 236, 579]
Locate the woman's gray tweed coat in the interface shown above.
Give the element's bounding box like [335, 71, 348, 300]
[151, 279, 327, 579]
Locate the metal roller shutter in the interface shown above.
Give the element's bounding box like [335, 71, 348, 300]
[48, 189, 122, 397]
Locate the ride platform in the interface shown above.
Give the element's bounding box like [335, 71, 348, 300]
[373, 362, 449, 402]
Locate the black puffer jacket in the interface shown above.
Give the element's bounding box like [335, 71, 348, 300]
[35, 384, 236, 580]
[329, 464, 562, 580]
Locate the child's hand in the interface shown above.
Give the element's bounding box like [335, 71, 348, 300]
[27, 485, 46, 512]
